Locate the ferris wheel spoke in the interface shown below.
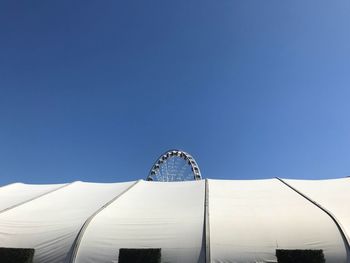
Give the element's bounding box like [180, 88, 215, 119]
[179, 161, 188, 178]
[172, 156, 177, 181]
[165, 158, 171, 181]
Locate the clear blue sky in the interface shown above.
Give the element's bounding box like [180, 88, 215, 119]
[1, 1, 350, 185]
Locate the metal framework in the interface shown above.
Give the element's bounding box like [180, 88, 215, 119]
[147, 149, 202, 182]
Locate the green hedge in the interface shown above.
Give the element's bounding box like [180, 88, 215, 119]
[0, 248, 34, 263]
[118, 248, 161, 263]
[276, 249, 325, 263]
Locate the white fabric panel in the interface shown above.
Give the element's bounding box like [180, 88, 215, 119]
[284, 178, 350, 246]
[0, 181, 134, 263]
[208, 179, 347, 263]
[74, 180, 205, 263]
[0, 183, 66, 211]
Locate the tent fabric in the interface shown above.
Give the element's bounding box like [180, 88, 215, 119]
[283, 178, 350, 249]
[0, 178, 349, 263]
[208, 179, 348, 263]
[74, 180, 206, 263]
[0, 183, 66, 212]
[0, 181, 134, 263]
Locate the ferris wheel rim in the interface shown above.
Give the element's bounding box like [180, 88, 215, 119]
[147, 149, 202, 181]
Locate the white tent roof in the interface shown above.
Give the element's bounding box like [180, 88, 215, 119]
[0, 178, 349, 263]
[209, 179, 348, 263]
[0, 182, 66, 212]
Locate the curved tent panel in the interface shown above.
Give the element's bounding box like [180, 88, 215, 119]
[0, 181, 135, 263]
[0, 182, 66, 212]
[284, 178, 350, 246]
[0, 178, 348, 263]
[74, 180, 206, 263]
[208, 179, 348, 263]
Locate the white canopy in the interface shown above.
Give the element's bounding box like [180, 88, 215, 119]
[0, 178, 349, 263]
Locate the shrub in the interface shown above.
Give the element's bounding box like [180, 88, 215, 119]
[118, 248, 161, 263]
[276, 249, 325, 263]
[0, 247, 34, 263]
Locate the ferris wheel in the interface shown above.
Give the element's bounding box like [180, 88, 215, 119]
[147, 150, 202, 182]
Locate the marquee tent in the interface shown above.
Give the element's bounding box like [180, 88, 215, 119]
[0, 178, 349, 263]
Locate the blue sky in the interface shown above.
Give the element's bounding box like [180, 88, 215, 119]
[1, 1, 350, 184]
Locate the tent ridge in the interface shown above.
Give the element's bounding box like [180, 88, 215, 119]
[205, 179, 211, 263]
[276, 177, 350, 262]
[68, 180, 141, 263]
[0, 181, 75, 215]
